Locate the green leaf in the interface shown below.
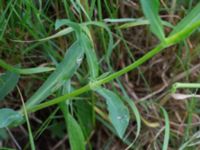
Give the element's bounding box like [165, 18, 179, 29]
[83, 22, 114, 62]
[75, 100, 94, 138]
[0, 108, 23, 128]
[161, 107, 170, 150]
[67, 114, 85, 150]
[104, 18, 173, 29]
[58, 81, 86, 150]
[0, 71, 20, 101]
[37, 28, 73, 42]
[81, 28, 99, 79]
[55, 19, 81, 34]
[170, 2, 200, 37]
[140, 0, 165, 41]
[0, 59, 55, 75]
[117, 19, 174, 29]
[25, 39, 84, 110]
[95, 88, 130, 139]
[124, 97, 141, 143]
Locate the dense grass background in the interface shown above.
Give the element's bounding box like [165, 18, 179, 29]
[1, 0, 200, 149]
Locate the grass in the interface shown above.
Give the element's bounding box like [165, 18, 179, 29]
[0, 0, 200, 149]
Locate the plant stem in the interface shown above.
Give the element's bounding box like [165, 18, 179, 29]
[28, 43, 166, 113]
[28, 20, 200, 113]
[172, 82, 200, 93]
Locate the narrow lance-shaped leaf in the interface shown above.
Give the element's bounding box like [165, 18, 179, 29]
[25, 39, 84, 110]
[140, 0, 165, 41]
[95, 88, 130, 139]
[0, 108, 23, 128]
[55, 19, 81, 33]
[55, 20, 99, 79]
[81, 27, 99, 79]
[59, 82, 86, 150]
[0, 59, 54, 75]
[161, 107, 170, 150]
[67, 114, 85, 150]
[0, 71, 20, 101]
[169, 2, 200, 38]
[124, 97, 141, 143]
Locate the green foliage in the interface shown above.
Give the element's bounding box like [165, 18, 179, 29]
[25, 39, 84, 110]
[0, 108, 23, 128]
[161, 107, 170, 150]
[170, 2, 200, 36]
[140, 0, 165, 41]
[1, 1, 200, 149]
[0, 59, 54, 75]
[67, 114, 86, 150]
[74, 100, 94, 138]
[95, 88, 130, 139]
[0, 71, 19, 101]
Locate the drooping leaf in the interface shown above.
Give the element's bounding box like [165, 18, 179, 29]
[55, 20, 99, 79]
[55, 19, 81, 33]
[25, 39, 84, 110]
[170, 2, 200, 37]
[67, 114, 85, 150]
[83, 22, 114, 62]
[0, 108, 23, 128]
[140, 0, 165, 41]
[0, 59, 54, 75]
[0, 71, 20, 101]
[58, 81, 86, 150]
[95, 88, 130, 139]
[124, 97, 141, 143]
[104, 18, 173, 29]
[81, 29, 99, 79]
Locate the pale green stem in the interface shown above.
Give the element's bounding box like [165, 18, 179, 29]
[28, 20, 200, 113]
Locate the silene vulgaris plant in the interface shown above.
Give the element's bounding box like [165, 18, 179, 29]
[1, 1, 200, 149]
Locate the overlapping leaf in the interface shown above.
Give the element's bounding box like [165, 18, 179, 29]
[140, 0, 165, 41]
[95, 88, 130, 139]
[25, 39, 84, 110]
[0, 108, 23, 128]
[67, 114, 85, 150]
[81, 29, 99, 79]
[169, 2, 200, 39]
[0, 71, 19, 101]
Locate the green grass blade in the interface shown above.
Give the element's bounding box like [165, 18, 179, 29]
[140, 0, 165, 41]
[95, 88, 130, 139]
[170, 2, 200, 36]
[55, 19, 81, 33]
[25, 39, 84, 110]
[161, 107, 170, 150]
[104, 18, 173, 29]
[0, 71, 20, 101]
[38, 28, 73, 42]
[19, 88, 35, 150]
[124, 97, 141, 143]
[0, 59, 54, 75]
[12, 27, 73, 42]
